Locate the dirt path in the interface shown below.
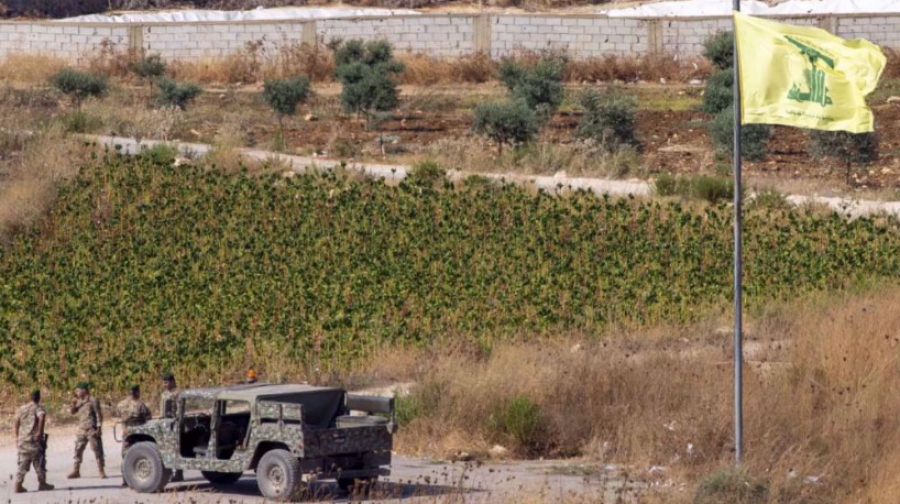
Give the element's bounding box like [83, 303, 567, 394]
[0, 421, 654, 504]
[90, 134, 900, 218]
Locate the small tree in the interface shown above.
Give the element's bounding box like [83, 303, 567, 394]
[128, 53, 167, 83]
[701, 69, 734, 115]
[263, 77, 312, 151]
[576, 87, 638, 151]
[334, 40, 403, 121]
[472, 100, 541, 155]
[498, 57, 566, 113]
[808, 130, 879, 184]
[703, 31, 735, 70]
[157, 77, 202, 110]
[334, 40, 403, 155]
[709, 106, 770, 162]
[50, 68, 108, 109]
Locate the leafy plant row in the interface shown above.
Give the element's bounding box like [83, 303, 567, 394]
[1, 155, 899, 393]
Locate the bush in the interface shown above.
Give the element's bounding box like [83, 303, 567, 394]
[752, 188, 790, 210]
[263, 77, 311, 118]
[49, 68, 108, 108]
[136, 144, 178, 167]
[701, 69, 734, 115]
[128, 54, 167, 81]
[808, 130, 879, 184]
[709, 106, 770, 162]
[405, 159, 447, 190]
[472, 100, 541, 154]
[334, 40, 404, 121]
[492, 395, 545, 453]
[703, 31, 735, 70]
[576, 87, 638, 151]
[61, 110, 102, 134]
[691, 175, 734, 204]
[498, 57, 566, 112]
[654, 173, 679, 197]
[157, 78, 202, 110]
[693, 469, 768, 504]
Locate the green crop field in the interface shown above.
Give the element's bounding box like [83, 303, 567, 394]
[2, 153, 900, 394]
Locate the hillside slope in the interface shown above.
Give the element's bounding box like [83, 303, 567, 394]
[1, 154, 899, 394]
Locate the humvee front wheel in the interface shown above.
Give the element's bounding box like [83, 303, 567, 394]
[123, 442, 172, 493]
[202, 471, 243, 486]
[257, 449, 302, 501]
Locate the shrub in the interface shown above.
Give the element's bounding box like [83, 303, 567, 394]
[334, 40, 403, 124]
[157, 78, 202, 110]
[701, 69, 734, 115]
[498, 57, 566, 113]
[808, 130, 879, 184]
[136, 144, 178, 167]
[61, 110, 102, 134]
[472, 100, 541, 154]
[49, 68, 108, 108]
[752, 188, 791, 210]
[128, 54, 167, 81]
[694, 469, 768, 504]
[405, 159, 447, 190]
[576, 87, 638, 151]
[703, 31, 735, 70]
[263, 77, 312, 150]
[491, 395, 545, 453]
[654, 173, 679, 197]
[691, 175, 734, 204]
[709, 106, 770, 162]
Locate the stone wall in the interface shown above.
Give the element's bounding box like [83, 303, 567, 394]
[0, 13, 897, 63]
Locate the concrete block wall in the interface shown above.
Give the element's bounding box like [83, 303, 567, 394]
[319, 16, 474, 57]
[837, 15, 900, 47]
[0, 22, 129, 61]
[491, 16, 648, 58]
[0, 13, 897, 64]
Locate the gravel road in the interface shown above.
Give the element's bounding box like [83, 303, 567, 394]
[0, 423, 650, 504]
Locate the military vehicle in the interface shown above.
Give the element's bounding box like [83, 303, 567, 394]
[119, 383, 395, 501]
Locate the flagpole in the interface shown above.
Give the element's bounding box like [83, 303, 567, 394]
[732, 0, 744, 466]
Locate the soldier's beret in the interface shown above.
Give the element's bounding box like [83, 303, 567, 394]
[75, 381, 89, 390]
[130, 384, 140, 393]
[161, 372, 175, 381]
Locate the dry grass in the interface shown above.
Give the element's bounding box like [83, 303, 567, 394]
[0, 125, 92, 242]
[0, 53, 66, 84]
[374, 287, 900, 504]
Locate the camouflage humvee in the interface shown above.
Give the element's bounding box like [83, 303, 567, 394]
[120, 383, 395, 501]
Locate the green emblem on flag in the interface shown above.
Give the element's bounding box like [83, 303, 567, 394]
[785, 35, 834, 107]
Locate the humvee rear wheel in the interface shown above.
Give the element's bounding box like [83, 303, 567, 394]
[202, 471, 243, 486]
[338, 476, 377, 495]
[123, 442, 172, 493]
[257, 449, 302, 501]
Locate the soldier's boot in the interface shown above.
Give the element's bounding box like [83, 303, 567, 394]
[67, 463, 81, 479]
[13, 480, 26, 493]
[97, 462, 106, 479]
[171, 470, 184, 482]
[122, 479, 128, 487]
[37, 480, 55, 491]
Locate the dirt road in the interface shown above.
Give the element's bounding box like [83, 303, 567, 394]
[0, 423, 652, 503]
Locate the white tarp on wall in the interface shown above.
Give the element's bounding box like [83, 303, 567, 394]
[607, 0, 900, 17]
[57, 7, 419, 23]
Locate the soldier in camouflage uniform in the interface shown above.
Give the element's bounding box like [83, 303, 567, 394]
[68, 382, 106, 479]
[14, 390, 54, 493]
[160, 372, 183, 482]
[117, 385, 151, 487]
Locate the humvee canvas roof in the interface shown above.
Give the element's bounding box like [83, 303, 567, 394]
[181, 383, 343, 402]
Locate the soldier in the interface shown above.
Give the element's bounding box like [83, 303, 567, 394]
[117, 385, 151, 487]
[14, 389, 54, 493]
[68, 382, 105, 479]
[160, 372, 183, 482]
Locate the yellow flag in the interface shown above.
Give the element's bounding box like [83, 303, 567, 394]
[734, 12, 886, 133]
